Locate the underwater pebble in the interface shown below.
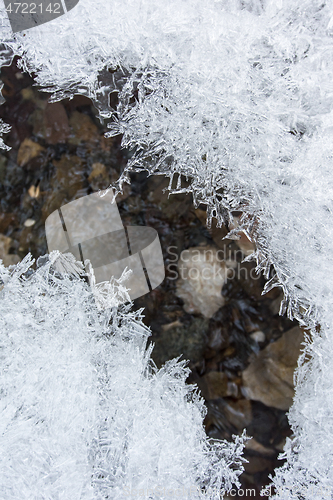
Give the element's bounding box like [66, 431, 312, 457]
[176, 245, 234, 318]
[17, 138, 44, 167]
[250, 330, 266, 343]
[24, 218, 36, 227]
[28, 185, 40, 198]
[44, 102, 70, 144]
[201, 371, 229, 400]
[245, 437, 275, 456]
[242, 326, 304, 410]
[0, 234, 20, 266]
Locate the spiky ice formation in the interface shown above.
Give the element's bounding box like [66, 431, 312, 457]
[0, 253, 245, 499]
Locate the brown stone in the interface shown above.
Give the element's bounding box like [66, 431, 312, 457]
[44, 102, 70, 144]
[242, 326, 305, 410]
[42, 155, 87, 220]
[0, 234, 11, 256]
[194, 208, 230, 249]
[28, 184, 40, 198]
[0, 234, 20, 267]
[243, 455, 274, 474]
[54, 154, 85, 199]
[88, 162, 107, 182]
[0, 213, 17, 233]
[88, 162, 131, 200]
[245, 438, 275, 456]
[224, 399, 252, 431]
[17, 138, 44, 167]
[69, 111, 100, 145]
[201, 371, 229, 400]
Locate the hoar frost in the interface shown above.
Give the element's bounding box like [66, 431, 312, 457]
[1, 0, 333, 498]
[0, 253, 245, 499]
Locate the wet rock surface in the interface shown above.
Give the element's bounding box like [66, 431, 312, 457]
[0, 61, 302, 498]
[242, 326, 304, 410]
[175, 245, 234, 318]
[0, 233, 20, 266]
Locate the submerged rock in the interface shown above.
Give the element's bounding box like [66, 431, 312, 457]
[0, 234, 20, 267]
[69, 110, 100, 145]
[152, 317, 209, 368]
[17, 138, 44, 167]
[199, 371, 229, 400]
[44, 103, 70, 145]
[242, 326, 305, 410]
[176, 245, 234, 318]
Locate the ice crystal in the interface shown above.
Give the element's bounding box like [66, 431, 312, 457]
[270, 322, 333, 500]
[0, 117, 11, 150]
[0, 253, 245, 499]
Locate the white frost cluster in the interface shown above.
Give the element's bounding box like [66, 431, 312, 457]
[271, 322, 333, 500]
[0, 253, 245, 499]
[1, 0, 333, 497]
[0, 117, 11, 150]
